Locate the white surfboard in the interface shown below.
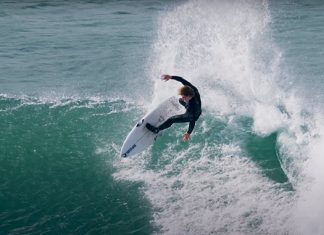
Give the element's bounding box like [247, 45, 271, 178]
[121, 96, 185, 157]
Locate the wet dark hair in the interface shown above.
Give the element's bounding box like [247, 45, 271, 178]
[178, 85, 195, 97]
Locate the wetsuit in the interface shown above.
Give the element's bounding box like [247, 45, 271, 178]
[148, 76, 201, 134]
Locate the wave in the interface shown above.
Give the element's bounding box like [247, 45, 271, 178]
[0, 94, 155, 234]
[115, 0, 324, 234]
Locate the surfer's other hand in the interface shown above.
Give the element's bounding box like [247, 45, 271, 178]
[183, 133, 190, 142]
[161, 74, 171, 81]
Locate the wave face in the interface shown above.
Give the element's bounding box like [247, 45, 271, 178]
[0, 96, 157, 234]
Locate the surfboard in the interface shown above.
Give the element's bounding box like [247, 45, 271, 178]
[121, 96, 186, 157]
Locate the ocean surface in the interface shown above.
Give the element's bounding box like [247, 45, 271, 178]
[1, 0, 324, 234]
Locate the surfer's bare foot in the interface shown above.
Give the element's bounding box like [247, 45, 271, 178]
[146, 123, 159, 134]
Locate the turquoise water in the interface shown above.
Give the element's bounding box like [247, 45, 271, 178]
[1, 1, 324, 234]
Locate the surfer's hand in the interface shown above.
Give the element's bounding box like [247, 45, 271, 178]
[183, 133, 190, 142]
[161, 74, 171, 81]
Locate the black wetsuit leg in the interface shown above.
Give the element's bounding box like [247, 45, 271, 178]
[158, 113, 194, 131]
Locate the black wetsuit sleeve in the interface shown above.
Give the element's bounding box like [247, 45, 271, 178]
[188, 120, 195, 134]
[178, 98, 187, 107]
[171, 76, 196, 89]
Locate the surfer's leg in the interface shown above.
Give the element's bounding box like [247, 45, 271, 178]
[146, 113, 194, 134]
[146, 123, 160, 134]
[158, 113, 193, 131]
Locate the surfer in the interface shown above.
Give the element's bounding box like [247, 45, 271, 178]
[146, 75, 202, 141]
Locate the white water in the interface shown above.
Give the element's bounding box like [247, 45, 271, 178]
[115, 0, 324, 234]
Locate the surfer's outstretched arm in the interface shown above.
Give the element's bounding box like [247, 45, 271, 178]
[171, 76, 193, 87]
[162, 75, 197, 90]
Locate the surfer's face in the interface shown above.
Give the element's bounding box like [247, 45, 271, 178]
[182, 95, 192, 102]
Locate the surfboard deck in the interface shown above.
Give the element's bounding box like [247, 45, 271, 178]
[121, 96, 185, 157]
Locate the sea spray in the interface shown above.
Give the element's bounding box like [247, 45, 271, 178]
[107, 0, 324, 234]
[116, 0, 296, 234]
[289, 114, 324, 234]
